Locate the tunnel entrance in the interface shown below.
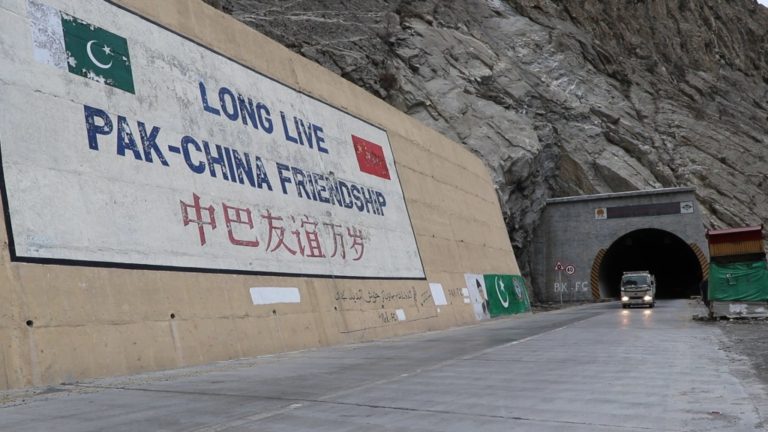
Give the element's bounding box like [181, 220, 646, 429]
[599, 229, 703, 299]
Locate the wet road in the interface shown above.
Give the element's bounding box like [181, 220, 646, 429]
[1, 300, 766, 431]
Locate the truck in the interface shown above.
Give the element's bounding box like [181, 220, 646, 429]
[620, 271, 656, 308]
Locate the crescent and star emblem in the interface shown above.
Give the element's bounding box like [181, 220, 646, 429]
[495, 277, 510, 308]
[86, 40, 113, 69]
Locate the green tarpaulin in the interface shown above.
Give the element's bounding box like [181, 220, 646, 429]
[483, 274, 531, 317]
[709, 261, 768, 302]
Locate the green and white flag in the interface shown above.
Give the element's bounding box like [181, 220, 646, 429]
[28, 0, 135, 93]
[483, 274, 531, 317]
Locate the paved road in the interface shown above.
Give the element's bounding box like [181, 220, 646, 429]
[2, 300, 767, 431]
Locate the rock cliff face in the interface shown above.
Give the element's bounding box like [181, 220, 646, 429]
[207, 0, 768, 280]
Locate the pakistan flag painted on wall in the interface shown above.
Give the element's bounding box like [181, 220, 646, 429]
[28, 0, 134, 93]
[62, 14, 134, 93]
[483, 274, 531, 317]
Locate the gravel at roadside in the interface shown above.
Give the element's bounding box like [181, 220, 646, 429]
[719, 319, 768, 385]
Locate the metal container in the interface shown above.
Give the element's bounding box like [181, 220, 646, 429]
[706, 225, 765, 257]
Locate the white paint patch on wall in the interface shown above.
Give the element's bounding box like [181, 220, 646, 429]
[729, 303, 748, 314]
[27, 1, 66, 68]
[461, 287, 471, 303]
[249, 287, 301, 305]
[395, 309, 406, 321]
[429, 283, 448, 306]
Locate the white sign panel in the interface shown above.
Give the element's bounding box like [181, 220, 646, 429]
[680, 201, 694, 214]
[394, 308, 406, 321]
[594, 207, 607, 220]
[0, 0, 424, 278]
[428, 282, 448, 306]
[249, 287, 301, 305]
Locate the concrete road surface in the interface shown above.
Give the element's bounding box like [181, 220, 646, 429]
[2, 300, 767, 431]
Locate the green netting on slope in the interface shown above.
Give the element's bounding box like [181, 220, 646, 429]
[709, 260, 768, 301]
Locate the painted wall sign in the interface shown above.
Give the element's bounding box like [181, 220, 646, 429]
[0, 0, 424, 278]
[464, 273, 529, 319]
[483, 274, 531, 317]
[464, 273, 489, 321]
[597, 201, 694, 220]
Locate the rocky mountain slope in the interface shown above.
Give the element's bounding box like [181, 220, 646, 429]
[205, 0, 768, 277]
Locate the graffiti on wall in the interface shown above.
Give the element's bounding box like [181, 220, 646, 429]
[0, 0, 423, 278]
[334, 287, 418, 305]
[553, 261, 590, 300]
[333, 284, 443, 333]
[553, 281, 590, 293]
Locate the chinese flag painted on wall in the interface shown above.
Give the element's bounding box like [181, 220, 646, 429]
[352, 135, 391, 180]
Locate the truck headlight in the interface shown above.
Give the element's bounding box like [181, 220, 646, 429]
[643, 295, 652, 301]
[621, 296, 629, 302]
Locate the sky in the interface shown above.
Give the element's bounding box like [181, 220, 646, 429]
[760, 0, 768, 7]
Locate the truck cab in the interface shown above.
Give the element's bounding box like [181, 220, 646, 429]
[620, 271, 656, 308]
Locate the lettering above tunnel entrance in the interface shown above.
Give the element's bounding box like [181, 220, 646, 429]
[595, 201, 695, 219]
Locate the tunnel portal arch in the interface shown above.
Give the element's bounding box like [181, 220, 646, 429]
[596, 229, 704, 299]
[531, 188, 709, 303]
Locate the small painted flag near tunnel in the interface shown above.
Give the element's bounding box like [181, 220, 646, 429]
[352, 135, 391, 180]
[483, 274, 531, 317]
[28, 1, 135, 93]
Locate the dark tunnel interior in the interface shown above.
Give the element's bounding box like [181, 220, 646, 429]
[600, 229, 703, 299]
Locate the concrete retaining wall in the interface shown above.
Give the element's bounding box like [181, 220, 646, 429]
[0, 0, 520, 389]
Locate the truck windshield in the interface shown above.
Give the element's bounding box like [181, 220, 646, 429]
[622, 275, 650, 287]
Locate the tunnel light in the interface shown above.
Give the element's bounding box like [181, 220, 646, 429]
[621, 296, 629, 302]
